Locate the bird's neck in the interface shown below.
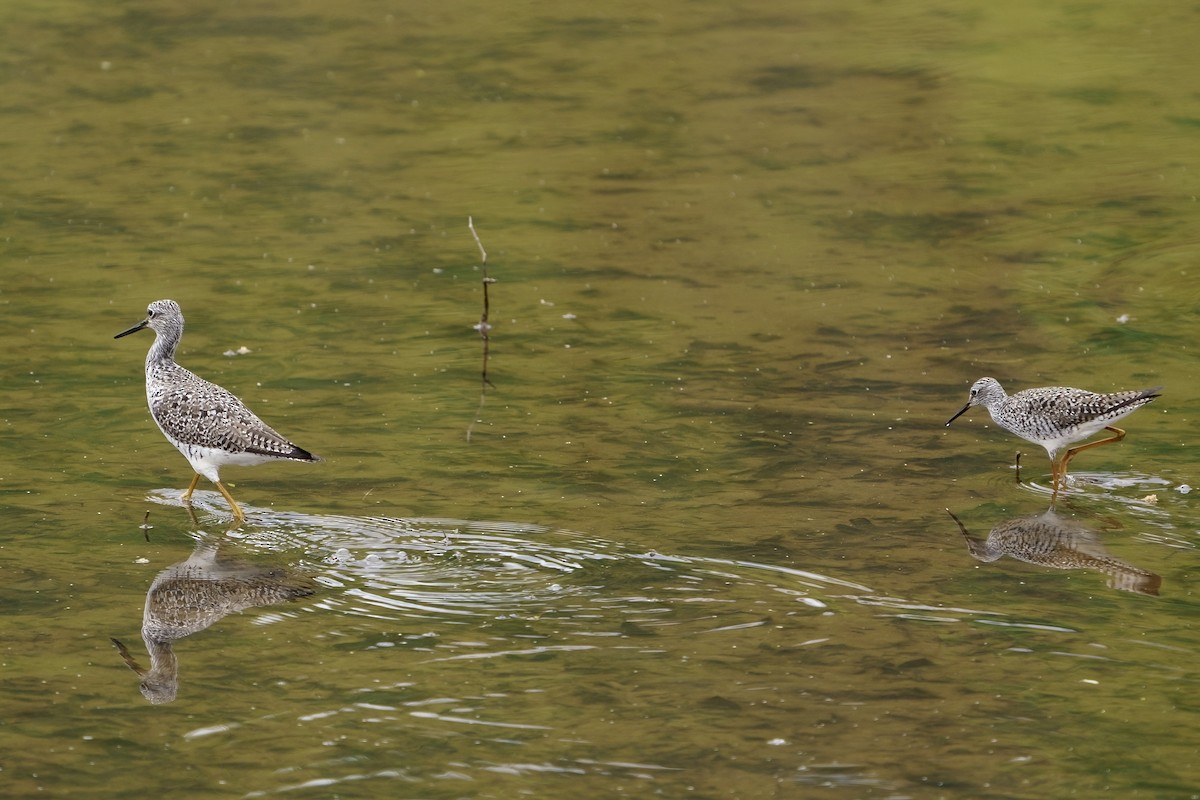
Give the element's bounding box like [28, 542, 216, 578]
[146, 330, 180, 366]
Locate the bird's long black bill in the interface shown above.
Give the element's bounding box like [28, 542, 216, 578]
[114, 319, 149, 339]
[945, 403, 971, 427]
[111, 638, 147, 676]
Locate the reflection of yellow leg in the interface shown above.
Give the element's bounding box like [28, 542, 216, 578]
[182, 474, 201, 502]
[214, 480, 246, 524]
[1059, 426, 1126, 486]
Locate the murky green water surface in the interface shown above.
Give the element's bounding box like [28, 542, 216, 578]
[3, 0, 1200, 797]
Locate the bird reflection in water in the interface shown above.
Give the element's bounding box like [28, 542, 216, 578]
[112, 537, 315, 704]
[947, 507, 1161, 596]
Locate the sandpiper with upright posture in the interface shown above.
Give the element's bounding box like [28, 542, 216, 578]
[115, 299, 320, 523]
[946, 377, 1160, 493]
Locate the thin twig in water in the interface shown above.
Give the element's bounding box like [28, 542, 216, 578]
[466, 216, 495, 442]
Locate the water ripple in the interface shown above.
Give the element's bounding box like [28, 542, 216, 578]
[150, 491, 882, 628]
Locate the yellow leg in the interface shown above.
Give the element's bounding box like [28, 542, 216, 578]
[1059, 426, 1126, 485]
[214, 480, 246, 524]
[182, 473, 202, 502]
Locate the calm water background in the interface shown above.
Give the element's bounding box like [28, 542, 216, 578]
[3, 0, 1200, 797]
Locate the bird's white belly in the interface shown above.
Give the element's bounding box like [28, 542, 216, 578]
[1014, 418, 1112, 458]
[171, 442, 277, 482]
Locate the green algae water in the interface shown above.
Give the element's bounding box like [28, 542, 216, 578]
[3, 0, 1200, 797]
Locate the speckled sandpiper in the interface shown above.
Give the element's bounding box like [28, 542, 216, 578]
[115, 299, 320, 523]
[946, 377, 1160, 492]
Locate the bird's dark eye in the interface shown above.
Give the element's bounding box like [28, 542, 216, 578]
[147, 309, 156, 318]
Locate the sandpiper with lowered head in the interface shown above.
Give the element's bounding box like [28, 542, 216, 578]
[946, 377, 1160, 493]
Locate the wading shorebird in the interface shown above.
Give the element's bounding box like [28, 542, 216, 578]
[115, 299, 320, 523]
[946, 377, 1160, 493]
